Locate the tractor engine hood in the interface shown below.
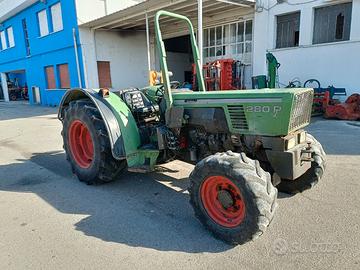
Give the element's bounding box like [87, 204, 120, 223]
[171, 88, 314, 136]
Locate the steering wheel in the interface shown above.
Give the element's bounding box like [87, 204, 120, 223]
[304, 79, 321, 89]
[155, 85, 165, 97]
[155, 80, 183, 98]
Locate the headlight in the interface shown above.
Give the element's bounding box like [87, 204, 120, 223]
[298, 131, 307, 144]
[286, 137, 297, 150]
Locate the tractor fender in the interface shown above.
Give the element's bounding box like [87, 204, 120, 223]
[58, 88, 141, 160]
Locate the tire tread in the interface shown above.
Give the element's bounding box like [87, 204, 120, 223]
[62, 99, 126, 185]
[189, 151, 278, 245]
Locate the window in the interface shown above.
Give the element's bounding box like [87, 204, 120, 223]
[97, 61, 112, 88]
[7, 27, 15, 48]
[313, 3, 352, 44]
[276, 12, 300, 49]
[51, 3, 63, 32]
[38, 9, 49, 37]
[37, 3, 64, 37]
[45, 66, 56, 89]
[203, 20, 253, 61]
[58, 64, 70, 89]
[22, 19, 31, 56]
[0, 27, 15, 50]
[0, 31, 7, 50]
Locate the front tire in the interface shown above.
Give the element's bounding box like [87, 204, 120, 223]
[189, 151, 278, 245]
[62, 99, 126, 185]
[277, 134, 326, 194]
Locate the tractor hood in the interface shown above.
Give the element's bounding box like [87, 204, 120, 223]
[171, 88, 314, 136]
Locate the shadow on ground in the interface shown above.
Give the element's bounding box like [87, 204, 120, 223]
[0, 101, 57, 121]
[0, 151, 233, 253]
[0, 115, 358, 252]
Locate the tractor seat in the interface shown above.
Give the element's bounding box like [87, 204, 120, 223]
[117, 88, 159, 114]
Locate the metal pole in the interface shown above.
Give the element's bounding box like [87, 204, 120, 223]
[73, 28, 83, 88]
[198, 0, 203, 67]
[145, 12, 151, 73]
[0, 73, 9, 102]
[101, 0, 108, 15]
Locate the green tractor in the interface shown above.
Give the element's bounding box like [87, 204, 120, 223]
[58, 11, 326, 245]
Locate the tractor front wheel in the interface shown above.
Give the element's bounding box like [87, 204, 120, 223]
[189, 151, 278, 245]
[62, 99, 126, 185]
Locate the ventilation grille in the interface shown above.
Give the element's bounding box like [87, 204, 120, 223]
[289, 90, 313, 131]
[227, 105, 249, 131]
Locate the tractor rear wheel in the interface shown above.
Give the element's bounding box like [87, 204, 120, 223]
[277, 134, 326, 194]
[62, 99, 126, 185]
[189, 151, 278, 245]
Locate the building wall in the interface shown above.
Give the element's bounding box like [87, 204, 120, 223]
[253, 0, 360, 95]
[79, 28, 149, 90]
[159, 8, 255, 89]
[0, 0, 85, 106]
[166, 52, 192, 83]
[78, 3, 256, 91]
[75, 0, 145, 24]
[0, 0, 37, 22]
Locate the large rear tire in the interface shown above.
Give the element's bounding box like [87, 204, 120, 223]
[189, 151, 278, 245]
[62, 99, 126, 185]
[277, 134, 326, 194]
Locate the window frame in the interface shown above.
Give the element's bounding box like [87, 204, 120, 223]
[97, 61, 113, 89]
[0, 30, 7, 50]
[45, 65, 57, 90]
[57, 63, 71, 89]
[312, 2, 352, 45]
[7, 27, 15, 48]
[37, 9, 50, 37]
[203, 19, 253, 63]
[275, 11, 301, 49]
[37, 2, 64, 38]
[22, 19, 31, 56]
[50, 2, 64, 33]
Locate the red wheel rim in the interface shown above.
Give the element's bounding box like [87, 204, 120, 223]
[68, 120, 94, 168]
[200, 176, 245, 227]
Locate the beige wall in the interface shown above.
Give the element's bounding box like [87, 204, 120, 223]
[75, 0, 145, 24]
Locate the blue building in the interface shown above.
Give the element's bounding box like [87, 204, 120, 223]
[0, 0, 147, 106]
[0, 0, 86, 106]
[0, 0, 260, 106]
[2, 1, 357, 107]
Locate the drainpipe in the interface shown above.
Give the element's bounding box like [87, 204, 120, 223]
[145, 12, 152, 84]
[100, 0, 108, 15]
[73, 28, 83, 88]
[0, 73, 9, 102]
[198, 0, 203, 67]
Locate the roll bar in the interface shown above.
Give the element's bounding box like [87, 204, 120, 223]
[154, 10, 206, 109]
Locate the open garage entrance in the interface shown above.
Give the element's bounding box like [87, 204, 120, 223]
[0, 70, 28, 102]
[80, 0, 255, 91]
[164, 35, 193, 86]
[162, 17, 255, 91]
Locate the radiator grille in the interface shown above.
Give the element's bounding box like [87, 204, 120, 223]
[227, 105, 249, 130]
[289, 90, 313, 131]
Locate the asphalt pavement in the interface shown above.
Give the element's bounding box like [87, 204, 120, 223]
[0, 101, 359, 270]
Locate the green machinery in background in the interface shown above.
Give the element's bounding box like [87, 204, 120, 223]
[58, 11, 326, 245]
[252, 52, 280, 89]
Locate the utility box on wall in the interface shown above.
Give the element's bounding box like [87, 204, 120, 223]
[32, 86, 41, 104]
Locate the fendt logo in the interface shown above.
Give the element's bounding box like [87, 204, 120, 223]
[245, 105, 282, 117]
